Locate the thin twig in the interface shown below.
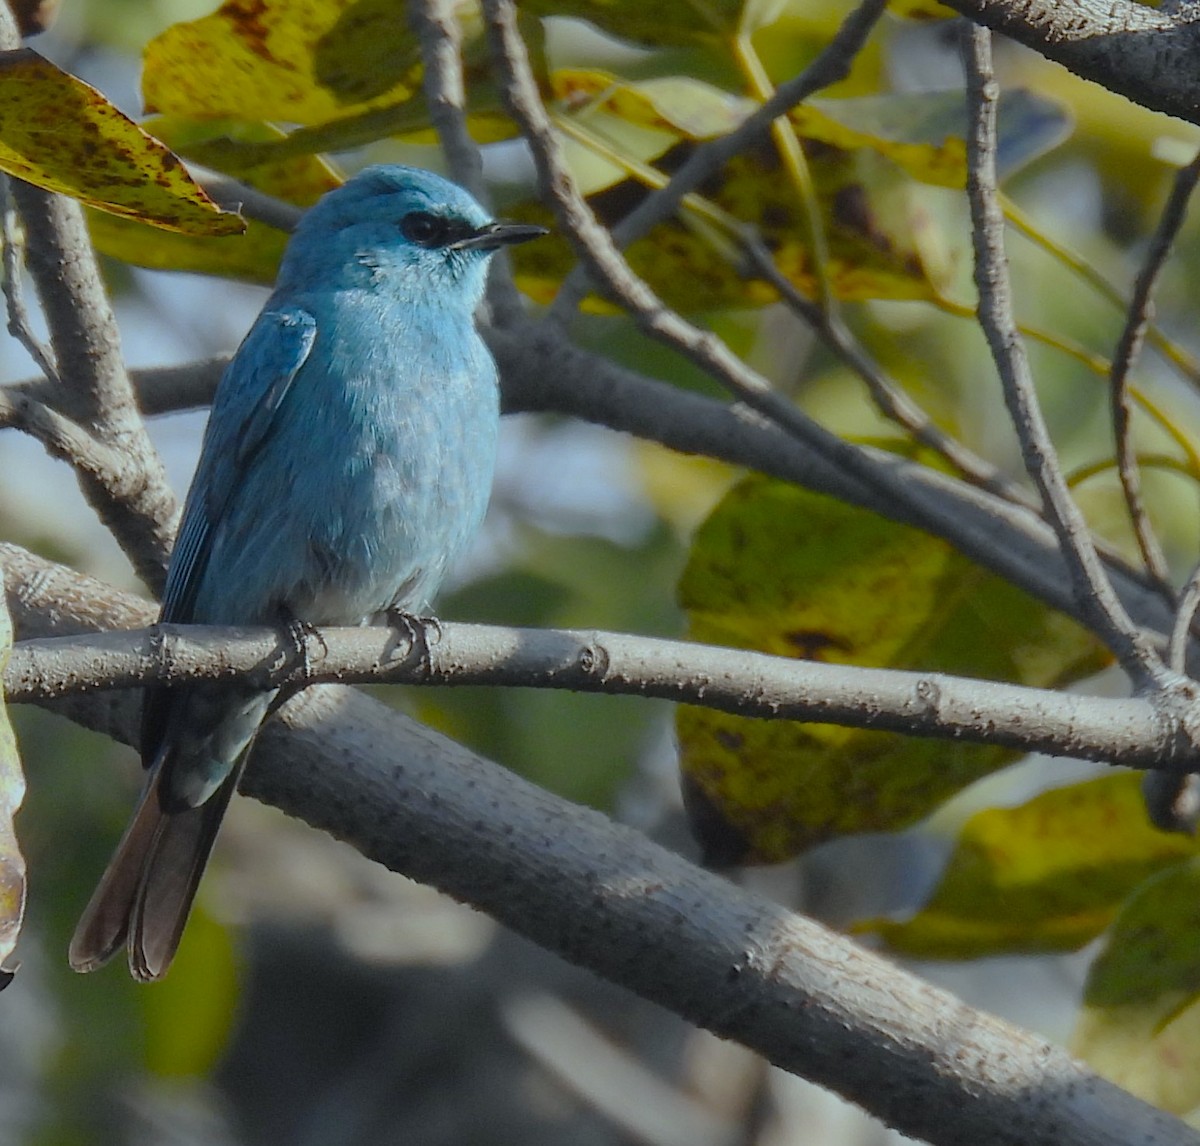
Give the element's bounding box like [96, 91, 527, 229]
[1109, 150, 1200, 591]
[0, 175, 59, 384]
[8, 620, 1200, 773]
[194, 171, 304, 232]
[411, 0, 527, 327]
[0, 388, 126, 480]
[546, 0, 889, 322]
[962, 24, 1169, 690]
[1169, 558, 1200, 675]
[740, 236, 1035, 506]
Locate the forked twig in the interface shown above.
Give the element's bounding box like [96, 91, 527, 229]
[1109, 151, 1200, 592]
[963, 24, 1169, 690]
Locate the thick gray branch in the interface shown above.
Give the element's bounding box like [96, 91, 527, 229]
[944, 0, 1200, 126]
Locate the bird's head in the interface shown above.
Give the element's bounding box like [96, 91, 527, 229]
[276, 165, 546, 302]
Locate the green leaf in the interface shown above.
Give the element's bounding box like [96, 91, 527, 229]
[88, 118, 342, 283]
[0, 570, 24, 987]
[1072, 857, 1200, 1114]
[862, 774, 1196, 958]
[887, 0, 957, 19]
[795, 89, 1071, 186]
[675, 472, 1107, 863]
[0, 49, 242, 235]
[520, 0, 746, 45]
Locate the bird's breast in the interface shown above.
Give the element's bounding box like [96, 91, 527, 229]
[202, 305, 500, 626]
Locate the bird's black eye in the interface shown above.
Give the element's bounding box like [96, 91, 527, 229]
[400, 212, 450, 247]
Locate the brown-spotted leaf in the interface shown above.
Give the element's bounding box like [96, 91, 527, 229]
[675, 473, 1107, 863]
[861, 774, 1196, 958]
[0, 570, 25, 987]
[88, 118, 341, 283]
[141, 0, 516, 165]
[142, 0, 444, 124]
[0, 49, 241, 235]
[1072, 858, 1200, 1114]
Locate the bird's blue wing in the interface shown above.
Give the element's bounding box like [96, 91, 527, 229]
[161, 307, 317, 624]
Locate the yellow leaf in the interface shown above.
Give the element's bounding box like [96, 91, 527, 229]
[1072, 858, 1200, 1114]
[0, 570, 25, 988]
[675, 473, 1108, 863]
[552, 70, 749, 143]
[0, 49, 241, 235]
[862, 774, 1196, 958]
[142, 0, 433, 125]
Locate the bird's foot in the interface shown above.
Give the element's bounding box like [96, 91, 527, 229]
[279, 607, 326, 682]
[384, 608, 441, 677]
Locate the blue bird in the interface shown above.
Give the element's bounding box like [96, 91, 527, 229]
[69, 166, 545, 980]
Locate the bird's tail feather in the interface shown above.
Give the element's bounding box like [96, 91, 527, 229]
[69, 762, 243, 982]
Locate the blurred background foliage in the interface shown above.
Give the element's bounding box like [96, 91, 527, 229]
[5, 0, 1200, 1142]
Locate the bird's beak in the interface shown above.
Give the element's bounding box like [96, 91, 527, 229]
[450, 221, 548, 251]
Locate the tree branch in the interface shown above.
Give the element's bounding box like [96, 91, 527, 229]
[1108, 151, 1200, 591]
[7, 617, 1200, 772]
[942, 0, 1200, 127]
[1, 550, 1196, 1146]
[0, 5, 178, 595]
[963, 24, 1170, 689]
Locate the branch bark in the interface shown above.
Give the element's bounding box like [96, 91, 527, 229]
[7, 615, 1200, 774]
[942, 0, 1200, 126]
